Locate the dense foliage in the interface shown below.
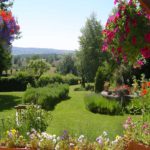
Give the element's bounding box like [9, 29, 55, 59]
[0, 72, 35, 91]
[57, 55, 77, 75]
[78, 14, 103, 82]
[37, 73, 80, 86]
[23, 84, 69, 110]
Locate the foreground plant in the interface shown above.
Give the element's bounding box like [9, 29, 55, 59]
[123, 116, 150, 146]
[0, 129, 27, 148]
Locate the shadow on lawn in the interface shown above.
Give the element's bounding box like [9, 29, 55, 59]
[0, 95, 21, 111]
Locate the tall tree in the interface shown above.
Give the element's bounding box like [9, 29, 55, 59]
[57, 55, 77, 75]
[78, 13, 103, 82]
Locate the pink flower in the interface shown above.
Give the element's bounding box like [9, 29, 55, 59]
[125, 24, 130, 33]
[137, 60, 144, 66]
[132, 19, 137, 27]
[117, 47, 122, 53]
[132, 36, 136, 45]
[141, 47, 150, 58]
[102, 44, 108, 52]
[123, 55, 127, 62]
[129, 0, 133, 5]
[114, 0, 119, 5]
[144, 33, 150, 43]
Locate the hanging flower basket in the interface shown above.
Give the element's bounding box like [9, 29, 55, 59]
[102, 0, 150, 64]
[0, 0, 20, 47]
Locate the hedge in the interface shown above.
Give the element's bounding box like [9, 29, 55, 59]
[23, 84, 69, 110]
[37, 74, 80, 87]
[84, 93, 122, 115]
[0, 74, 35, 92]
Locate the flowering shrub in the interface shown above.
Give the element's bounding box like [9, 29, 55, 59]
[0, 0, 20, 46]
[123, 116, 150, 146]
[102, 0, 150, 64]
[0, 129, 27, 148]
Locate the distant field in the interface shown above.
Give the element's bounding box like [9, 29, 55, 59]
[0, 86, 136, 140]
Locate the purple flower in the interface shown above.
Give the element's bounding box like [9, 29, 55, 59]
[114, 0, 119, 5]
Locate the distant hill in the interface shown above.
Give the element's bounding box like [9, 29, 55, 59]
[12, 47, 75, 55]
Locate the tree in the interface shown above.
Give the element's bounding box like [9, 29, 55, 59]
[28, 59, 50, 78]
[0, 46, 12, 75]
[78, 13, 103, 82]
[57, 55, 77, 75]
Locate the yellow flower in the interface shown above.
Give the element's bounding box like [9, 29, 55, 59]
[6, 130, 9, 134]
[11, 129, 17, 135]
[115, 135, 121, 140]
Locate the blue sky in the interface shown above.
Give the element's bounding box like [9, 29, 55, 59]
[12, 0, 114, 50]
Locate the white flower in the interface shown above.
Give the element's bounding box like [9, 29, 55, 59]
[53, 139, 57, 144]
[103, 131, 108, 136]
[78, 135, 84, 142]
[26, 132, 30, 136]
[70, 143, 75, 146]
[53, 134, 56, 139]
[57, 136, 60, 141]
[55, 144, 60, 150]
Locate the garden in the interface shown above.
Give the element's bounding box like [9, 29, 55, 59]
[0, 0, 150, 149]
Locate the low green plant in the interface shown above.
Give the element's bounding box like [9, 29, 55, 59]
[23, 84, 69, 110]
[84, 93, 123, 115]
[19, 105, 51, 133]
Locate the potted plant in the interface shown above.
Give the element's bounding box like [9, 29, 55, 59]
[123, 117, 150, 150]
[0, 129, 28, 150]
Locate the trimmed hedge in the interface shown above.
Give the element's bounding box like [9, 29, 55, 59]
[0, 73, 35, 92]
[37, 74, 80, 87]
[0, 73, 79, 92]
[84, 93, 122, 115]
[23, 84, 69, 110]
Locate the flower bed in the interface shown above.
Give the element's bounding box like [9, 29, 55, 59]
[0, 117, 149, 150]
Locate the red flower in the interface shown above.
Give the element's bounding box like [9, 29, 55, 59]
[141, 89, 147, 96]
[132, 19, 137, 27]
[141, 47, 150, 59]
[144, 33, 150, 43]
[132, 36, 136, 45]
[147, 82, 150, 87]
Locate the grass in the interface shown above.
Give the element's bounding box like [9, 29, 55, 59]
[47, 85, 129, 140]
[0, 86, 133, 140]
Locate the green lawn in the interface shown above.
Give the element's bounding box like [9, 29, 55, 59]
[48, 86, 128, 140]
[0, 86, 130, 140]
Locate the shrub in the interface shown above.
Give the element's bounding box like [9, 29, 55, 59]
[37, 74, 80, 87]
[17, 105, 51, 135]
[126, 97, 150, 115]
[62, 74, 80, 85]
[37, 74, 63, 87]
[95, 62, 111, 93]
[84, 93, 122, 115]
[23, 84, 69, 110]
[0, 72, 35, 92]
